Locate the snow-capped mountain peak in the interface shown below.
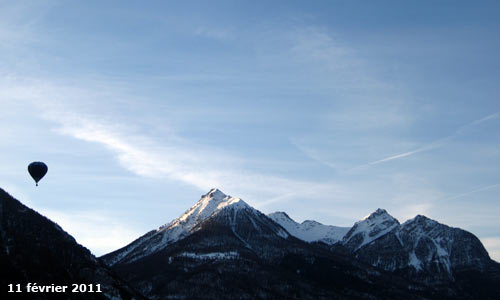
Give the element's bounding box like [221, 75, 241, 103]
[173, 188, 249, 226]
[342, 208, 400, 251]
[362, 208, 391, 220]
[268, 211, 294, 226]
[268, 211, 349, 244]
[348, 211, 493, 280]
[402, 214, 438, 228]
[103, 189, 257, 266]
[207, 187, 225, 197]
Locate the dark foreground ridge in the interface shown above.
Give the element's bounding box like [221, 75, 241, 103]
[0, 188, 148, 300]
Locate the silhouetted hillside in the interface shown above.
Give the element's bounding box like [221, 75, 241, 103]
[0, 188, 148, 300]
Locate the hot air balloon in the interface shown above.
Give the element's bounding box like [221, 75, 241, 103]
[28, 162, 48, 186]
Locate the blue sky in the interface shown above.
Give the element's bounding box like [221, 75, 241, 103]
[1, 1, 499, 259]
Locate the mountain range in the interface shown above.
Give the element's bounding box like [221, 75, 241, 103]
[102, 188, 500, 299]
[1, 187, 499, 299]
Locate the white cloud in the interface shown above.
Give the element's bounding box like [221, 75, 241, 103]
[18, 91, 341, 207]
[0, 74, 348, 212]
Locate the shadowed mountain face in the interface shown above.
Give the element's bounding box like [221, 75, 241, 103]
[341, 212, 500, 298]
[271, 207, 500, 299]
[0, 188, 148, 300]
[272, 207, 500, 298]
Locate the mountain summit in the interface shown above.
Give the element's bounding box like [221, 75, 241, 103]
[171, 188, 250, 227]
[342, 208, 400, 251]
[102, 188, 286, 266]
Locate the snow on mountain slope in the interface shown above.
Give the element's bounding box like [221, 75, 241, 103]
[345, 211, 494, 283]
[159, 188, 250, 236]
[268, 207, 491, 278]
[399, 215, 491, 272]
[400, 215, 452, 272]
[342, 208, 400, 251]
[268, 212, 349, 244]
[103, 188, 278, 266]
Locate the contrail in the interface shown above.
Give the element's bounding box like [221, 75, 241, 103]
[438, 183, 500, 202]
[367, 143, 438, 165]
[353, 112, 499, 170]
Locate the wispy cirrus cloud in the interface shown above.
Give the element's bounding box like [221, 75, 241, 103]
[11, 82, 341, 208]
[51, 113, 343, 206]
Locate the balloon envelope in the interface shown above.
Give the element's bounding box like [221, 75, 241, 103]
[28, 162, 48, 186]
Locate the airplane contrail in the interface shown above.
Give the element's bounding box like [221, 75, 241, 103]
[438, 183, 500, 202]
[353, 112, 499, 170]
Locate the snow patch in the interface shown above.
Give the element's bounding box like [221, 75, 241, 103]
[343, 208, 399, 250]
[276, 228, 289, 239]
[409, 251, 422, 271]
[177, 251, 240, 260]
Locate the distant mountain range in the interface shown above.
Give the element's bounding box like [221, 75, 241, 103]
[102, 188, 500, 299]
[272, 206, 500, 291]
[1, 187, 499, 299]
